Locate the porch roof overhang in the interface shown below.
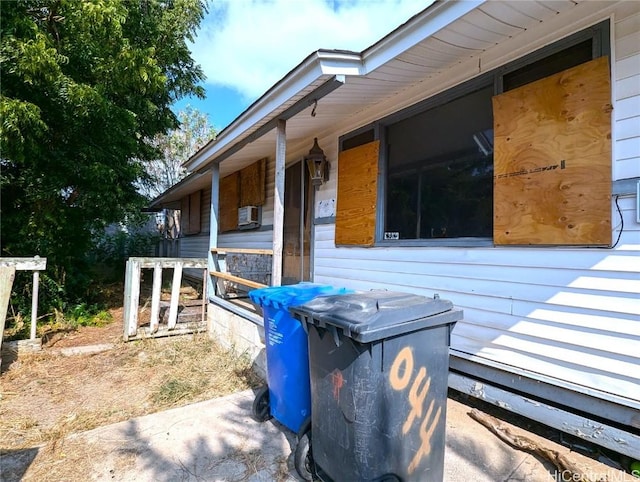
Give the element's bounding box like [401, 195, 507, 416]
[147, 170, 213, 208]
[151, 0, 607, 207]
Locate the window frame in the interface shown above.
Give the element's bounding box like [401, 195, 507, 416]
[337, 20, 610, 247]
[377, 73, 497, 247]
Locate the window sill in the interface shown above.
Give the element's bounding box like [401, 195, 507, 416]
[374, 237, 494, 248]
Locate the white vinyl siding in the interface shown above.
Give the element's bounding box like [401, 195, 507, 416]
[613, 11, 640, 181]
[180, 189, 209, 280]
[313, 212, 639, 406]
[311, 7, 640, 409]
[180, 235, 209, 258]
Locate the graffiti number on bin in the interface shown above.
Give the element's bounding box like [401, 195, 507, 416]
[389, 347, 442, 474]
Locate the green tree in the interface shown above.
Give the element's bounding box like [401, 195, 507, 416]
[140, 106, 215, 200]
[0, 0, 207, 309]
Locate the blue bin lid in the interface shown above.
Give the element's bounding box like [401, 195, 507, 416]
[290, 290, 462, 343]
[249, 283, 352, 310]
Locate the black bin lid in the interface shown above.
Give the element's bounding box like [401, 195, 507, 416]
[290, 290, 462, 343]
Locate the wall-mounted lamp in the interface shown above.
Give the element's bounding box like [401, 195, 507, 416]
[305, 137, 329, 186]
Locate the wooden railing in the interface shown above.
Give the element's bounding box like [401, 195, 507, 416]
[210, 248, 273, 296]
[0, 257, 47, 340]
[123, 251, 272, 341]
[0, 257, 47, 361]
[123, 257, 207, 341]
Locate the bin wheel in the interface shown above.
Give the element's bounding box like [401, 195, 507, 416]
[294, 430, 314, 481]
[252, 386, 272, 422]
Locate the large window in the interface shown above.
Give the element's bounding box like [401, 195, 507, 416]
[385, 85, 494, 240]
[374, 21, 609, 244]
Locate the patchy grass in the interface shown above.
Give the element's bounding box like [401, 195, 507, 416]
[0, 329, 262, 455]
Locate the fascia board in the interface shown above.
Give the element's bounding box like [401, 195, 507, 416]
[148, 170, 208, 207]
[316, 50, 364, 76]
[361, 0, 486, 73]
[184, 51, 362, 172]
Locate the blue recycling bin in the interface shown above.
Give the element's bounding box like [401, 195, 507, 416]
[249, 283, 351, 434]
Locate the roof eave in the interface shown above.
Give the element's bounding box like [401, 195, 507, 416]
[147, 170, 209, 208]
[361, 0, 486, 71]
[184, 50, 363, 172]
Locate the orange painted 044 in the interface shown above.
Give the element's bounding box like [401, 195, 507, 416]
[389, 346, 443, 475]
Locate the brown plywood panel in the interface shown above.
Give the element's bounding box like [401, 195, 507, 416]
[180, 196, 189, 233]
[335, 140, 379, 246]
[493, 57, 612, 245]
[220, 172, 239, 233]
[189, 190, 201, 235]
[240, 158, 267, 206]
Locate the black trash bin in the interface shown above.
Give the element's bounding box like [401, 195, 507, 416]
[290, 290, 462, 482]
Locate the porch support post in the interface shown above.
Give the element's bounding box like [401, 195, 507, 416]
[272, 119, 286, 287]
[208, 164, 220, 298]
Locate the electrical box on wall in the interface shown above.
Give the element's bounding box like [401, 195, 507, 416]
[238, 205, 259, 228]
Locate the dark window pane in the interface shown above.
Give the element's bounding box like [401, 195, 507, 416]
[385, 85, 494, 239]
[342, 129, 375, 151]
[419, 155, 493, 238]
[386, 172, 419, 238]
[503, 40, 593, 91]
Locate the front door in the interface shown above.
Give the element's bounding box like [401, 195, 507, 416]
[282, 161, 311, 285]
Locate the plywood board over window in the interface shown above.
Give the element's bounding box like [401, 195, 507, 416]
[335, 140, 379, 246]
[240, 158, 266, 206]
[181, 190, 201, 235]
[493, 56, 612, 246]
[189, 190, 201, 234]
[219, 172, 239, 233]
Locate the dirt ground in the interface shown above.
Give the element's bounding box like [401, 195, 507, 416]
[0, 305, 262, 480]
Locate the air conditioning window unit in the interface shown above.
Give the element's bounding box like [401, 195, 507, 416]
[238, 205, 259, 227]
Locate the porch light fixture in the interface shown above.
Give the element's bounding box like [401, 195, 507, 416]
[305, 137, 329, 186]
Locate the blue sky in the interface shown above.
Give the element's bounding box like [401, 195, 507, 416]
[173, 0, 432, 132]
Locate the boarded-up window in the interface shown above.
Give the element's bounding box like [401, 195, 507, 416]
[240, 158, 266, 206]
[181, 190, 201, 236]
[219, 172, 239, 233]
[218, 158, 266, 233]
[335, 140, 379, 246]
[493, 56, 612, 245]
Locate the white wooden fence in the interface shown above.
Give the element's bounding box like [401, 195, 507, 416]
[123, 257, 208, 341]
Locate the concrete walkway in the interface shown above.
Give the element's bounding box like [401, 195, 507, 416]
[56, 389, 630, 482]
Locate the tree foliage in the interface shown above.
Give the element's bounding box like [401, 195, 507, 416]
[139, 106, 215, 200]
[0, 0, 207, 308]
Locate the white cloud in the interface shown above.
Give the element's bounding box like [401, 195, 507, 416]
[190, 0, 431, 102]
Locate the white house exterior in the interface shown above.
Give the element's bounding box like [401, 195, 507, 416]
[151, 0, 640, 458]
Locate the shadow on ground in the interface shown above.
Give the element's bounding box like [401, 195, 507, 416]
[75, 388, 301, 482]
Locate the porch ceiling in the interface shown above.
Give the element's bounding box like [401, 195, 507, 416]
[161, 0, 596, 204]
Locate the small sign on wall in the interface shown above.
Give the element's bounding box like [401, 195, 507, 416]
[317, 198, 336, 218]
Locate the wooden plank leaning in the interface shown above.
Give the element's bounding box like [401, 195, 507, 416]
[209, 248, 273, 297]
[122, 258, 141, 341]
[167, 261, 183, 329]
[0, 266, 17, 366]
[209, 270, 267, 290]
[149, 262, 163, 333]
